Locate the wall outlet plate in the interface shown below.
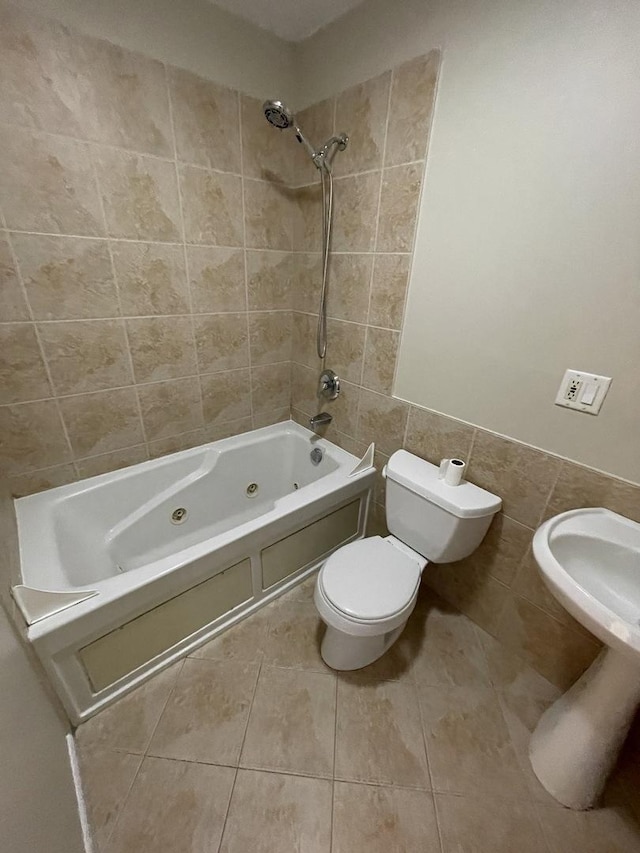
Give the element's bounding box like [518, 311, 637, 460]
[555, 369, 612, 415]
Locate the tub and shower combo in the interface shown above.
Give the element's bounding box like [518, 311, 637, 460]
[13, 422, 375, 723]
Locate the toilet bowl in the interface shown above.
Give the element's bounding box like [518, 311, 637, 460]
[314, 450, 501, 671]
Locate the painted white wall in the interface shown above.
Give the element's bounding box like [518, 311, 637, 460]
[20, 0, 296, 100]
[0, 605, 84, 853]
[297, 0, 640, 483]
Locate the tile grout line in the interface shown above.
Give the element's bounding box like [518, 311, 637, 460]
[1, 208, 78, 474]
[217, 659, 264, 852]
[237, 92, 256, 430]
[164, 62, 207, 439]
[330, 670, 339, 853]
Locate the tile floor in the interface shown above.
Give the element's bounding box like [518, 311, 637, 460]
[75, 576, 640, 852]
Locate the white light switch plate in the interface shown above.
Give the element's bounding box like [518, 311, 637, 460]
[555, 369, 612, 415]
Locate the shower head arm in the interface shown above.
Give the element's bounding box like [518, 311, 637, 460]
[293, 123, 318, 160]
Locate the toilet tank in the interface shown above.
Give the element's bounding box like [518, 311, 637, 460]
[385, 450, 501, 563]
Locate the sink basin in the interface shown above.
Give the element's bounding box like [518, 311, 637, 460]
[529, 507, 640, 810]
[533, 507, 640, 658]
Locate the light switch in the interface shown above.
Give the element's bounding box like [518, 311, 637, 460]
[581, 382, 598, 406]
[555, 369, 612, 415]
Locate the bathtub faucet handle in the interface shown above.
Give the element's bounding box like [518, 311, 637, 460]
[309, 412, 332, 431]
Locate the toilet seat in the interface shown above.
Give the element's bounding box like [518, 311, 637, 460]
[317, 536, 423, 635]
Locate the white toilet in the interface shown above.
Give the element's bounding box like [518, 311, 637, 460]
[314, 449, 502, 670]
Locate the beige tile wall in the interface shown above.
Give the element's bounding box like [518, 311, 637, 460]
[0, 2, 292, 497]
[287, 51, 640, 691]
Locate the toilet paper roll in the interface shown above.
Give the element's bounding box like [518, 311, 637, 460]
[438, 458, 466, 487]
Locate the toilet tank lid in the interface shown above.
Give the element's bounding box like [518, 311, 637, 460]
[386, 450, 502, 519]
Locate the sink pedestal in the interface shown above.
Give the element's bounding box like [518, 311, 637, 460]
[529, 647, 640, 809]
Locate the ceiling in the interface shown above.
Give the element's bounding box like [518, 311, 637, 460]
[211, 0, 366, 42]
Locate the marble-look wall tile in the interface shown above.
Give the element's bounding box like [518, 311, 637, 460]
[0, 324, 51, 404]
[126, 316, 197, 382]
[112, 242, 189, 316]
[368, 254, 410, 329]
[249, 312, 292, 365]
[200, 369, 251, 425]
[246, 251, 292, 311]
[251, 365, 291, 413]
[376, 163, 423, 252]
[404, 406, 475, 466]
[8, 464, 77, 498]
[468, 430, 561, 528]
[96, 147, 180, 241]
[385, 51, 439, 167]
[357, 389, 408, 455]
[472, 513, 533, 586]
[292, 312, 321, 370]
[187, 246, 246, 313]
[194, 313, 249, 373]
[38, 319, 132, 395]
[0, 399, 70, 474]
[59, 387, 143, 457]
[180, 166, 244, 246]
[244, 180, 293, 250]
[293, 183, 322, 251]
[325, 319, 366, 384]
[545, 461, 640, 524]
[138, 377, 203, 441]
[332, 172, 381, 252]
[12, 234, 118, 320]
[0, 237, 29, 321]
[291, 253, 322, 314]
[0, 125, 104, 235]
[148, 429, 207, 459]
[75, 445, 148, 479]
[290, 362, 319, 415]
[362, 326, 399, 395]
[327, 254, 373, 322]
[334, 71, 391, 177]
[169, 67, 240, 172]
[80, 37, 172, 156]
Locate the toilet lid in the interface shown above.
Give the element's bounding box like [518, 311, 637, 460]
[320, 537, 422, 621]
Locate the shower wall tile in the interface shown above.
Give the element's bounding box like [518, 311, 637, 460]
[126, 316, 197, 383]
[246, 251, 292, 311]
[187, 246, 246, 314]
[38, 319, 132, 395]
[0, 324, 51, 404]
[362, 326, 399, 395]
[385, 51, 440, 167]
[291, 254, 322, 314]
[243, 180, 293, 250]
[251, 364, 291, 414]
[0, 236, 29, 321]
[249, 312, 293, 366]
[194, 313, 249, 374]
[356, 390, 409, 455]
[333, 71, 391, 178]
[75, 445, 149, 479]
[95, 147, 181, 241]
[404, 406, 475, 467]
[138, 377, 203, 442]
[180, 166, 244, 246]
[0, 125, 104, 235]
[168, 67, 241, 173]
[292, 183, 323, 251]
[59, 388, 144, 458]
[112, 242, 189, 317]
[12, 234, 118, 321]
[0, 400, 71, 474]
[325, 319, 365, 384]
[368, 253, 410, 329]
[327, 254, 373, 323]
[332, 172, 381, 252]
[376, 163, 423, 252]
[201, 369, 252, 426]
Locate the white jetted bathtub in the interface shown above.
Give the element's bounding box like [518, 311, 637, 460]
[13, 421, 374, 723]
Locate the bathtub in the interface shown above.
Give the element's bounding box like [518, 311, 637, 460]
[13, 421, 374, 723]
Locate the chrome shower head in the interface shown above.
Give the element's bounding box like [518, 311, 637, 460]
[263, 100, 294, 130]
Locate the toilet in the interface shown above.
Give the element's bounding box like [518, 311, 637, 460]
[314, 449, 501, 670]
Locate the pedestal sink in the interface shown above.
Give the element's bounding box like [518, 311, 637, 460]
[529, 507, 640, 809]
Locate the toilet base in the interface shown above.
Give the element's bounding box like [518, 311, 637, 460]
[320, 622, 406, 670]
